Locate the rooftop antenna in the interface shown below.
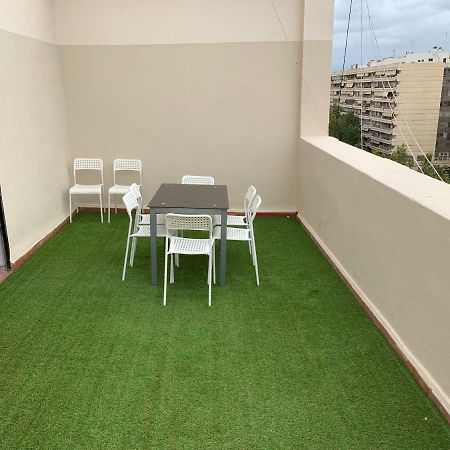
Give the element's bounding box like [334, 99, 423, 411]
[444, 31, 448, 50]
[411, 41, 414, 53]
[392, 49, 396, 57]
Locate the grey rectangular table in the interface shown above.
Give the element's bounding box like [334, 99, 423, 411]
[148, 183, 229, 286]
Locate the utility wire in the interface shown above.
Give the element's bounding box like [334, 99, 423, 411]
[364, 0, 443, 180]
[270, 0, 288, 41]
[360, 0, 364, 150]
[338, 0, 354, 110]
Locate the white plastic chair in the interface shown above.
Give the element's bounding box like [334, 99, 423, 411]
[108, 159, 142, 222]
[164, 214, 215, 306]
[213, 185, 256, 227]
[69, 158, 104, 223]
[213, 195, 261, 285]
[129, 183, 165, 227]
[121, 190, 165, 281]
[181, 175, 215, 185]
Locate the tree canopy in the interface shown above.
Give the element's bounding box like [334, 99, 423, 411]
[329, 106, 361, 148]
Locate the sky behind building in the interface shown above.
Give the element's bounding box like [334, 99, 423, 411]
[332, 0, 450, 71]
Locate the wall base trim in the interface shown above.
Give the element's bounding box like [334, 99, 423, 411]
[78, 206, 296, 218]
[0, 216, 70, 284]
[296, 213, 450, 423]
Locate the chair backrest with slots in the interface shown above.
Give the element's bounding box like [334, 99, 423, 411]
[244, 185, 257, 219]
[129, 183, 142, 201]
[165, 214, 212, 233]
[122, 190, 139, 220]
[181, 175, 215, 185]
[74, 158, 103, 185]
[113, 159, 142, 186]
[248, 195, 262, 225]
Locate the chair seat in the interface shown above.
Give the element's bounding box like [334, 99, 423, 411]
[131, 224, 166, 238]
[213, 226, 250, 241]
[109, 184, 132, 195]
[139, 213, 166, 226]
[213, 214, 247, 227]
[69, 184, 102, 195]
[168, 237, 212, 255]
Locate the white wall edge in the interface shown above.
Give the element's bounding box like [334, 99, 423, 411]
[297, 212, 450, 417]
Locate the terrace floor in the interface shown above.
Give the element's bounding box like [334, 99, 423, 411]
[0, 213, 448, 448]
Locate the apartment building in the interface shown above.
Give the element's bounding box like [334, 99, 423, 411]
[330, 49, 450, 161]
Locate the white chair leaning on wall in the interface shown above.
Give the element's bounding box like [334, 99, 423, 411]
[213, 185, 256, 227]
[213, 195, 262, 285]
[164, 214, 216, 306]
[129, 183, 166, 227]
[181, 175, 215, 185]
[121, 189, 165, 281]
[108, 159, 142, 223]
[69, 158, 104, 223]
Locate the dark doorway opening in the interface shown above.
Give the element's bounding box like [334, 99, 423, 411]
[0, 185, 11, 271]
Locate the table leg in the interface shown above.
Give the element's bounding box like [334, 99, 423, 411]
[220, 209, 227, 286]
[150, 209, 158, 285]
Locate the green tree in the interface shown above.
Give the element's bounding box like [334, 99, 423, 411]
[374, 146, 450, 184]
[419, 153, 450, 183]
[374, 144, 414, 168]
[329, 106, 361, 148]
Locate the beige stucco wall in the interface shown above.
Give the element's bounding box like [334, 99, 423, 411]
[0, 26, 70, 262]
[53, 0, 302, 45]
[0, 0, 56, 43]
[0, 0, 305, 266]
[298, 135, 450, 414]
[299, 0, 333, 136]
[55, 0, 304, 211]
[1, 0, 304, 265]
[60, 42, 301, 210]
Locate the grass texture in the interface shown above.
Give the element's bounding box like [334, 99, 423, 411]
[0, 213, 448, 449]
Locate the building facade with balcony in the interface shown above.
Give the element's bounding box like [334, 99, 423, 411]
[331, 58, 450, 160]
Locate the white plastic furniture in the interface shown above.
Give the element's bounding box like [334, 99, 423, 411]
[164, 214, 215, 306]
[69, 158, 104, 223]
[181, 175, 215, 185]
[213, 195, 261, 285]
[121, 190, 165, 281]
[108, 159, 142, 222]
[213, 185, 256, 227]
[129, 183, 165, 227]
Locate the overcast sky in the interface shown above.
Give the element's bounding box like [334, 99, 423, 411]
[332, 0, 450, 71]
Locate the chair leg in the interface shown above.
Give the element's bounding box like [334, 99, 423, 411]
[175, 253, 179, 267]
[163, 239, 169, 305]
[99, 192, 104, 223]
[115, 194, 117, 213]
[208, 252, 212, 306]
[122, 235, 131, 281]
[130, 237, 137, 267]
[108, 191, 111, 223]
[170, 254, 175, 283]
[213, 243, 216, 285]
[251, 237, 260, 286]
[69, 194, 72, 223]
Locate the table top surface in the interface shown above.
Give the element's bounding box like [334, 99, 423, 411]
[148, 183, 229, 210]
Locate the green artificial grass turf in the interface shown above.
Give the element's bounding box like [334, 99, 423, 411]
[0, 213, 448, 449]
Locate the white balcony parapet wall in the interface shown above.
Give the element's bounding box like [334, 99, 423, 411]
[298, 135, 450, 415]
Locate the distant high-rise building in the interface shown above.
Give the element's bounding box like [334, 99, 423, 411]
[330, 48, 450, 162]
